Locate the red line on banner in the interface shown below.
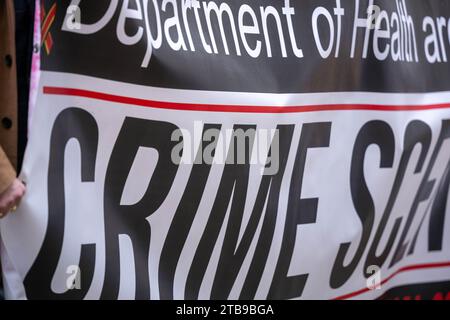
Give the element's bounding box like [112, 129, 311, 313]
[332, 261, 450, 300]
[43, 87, 450, 113]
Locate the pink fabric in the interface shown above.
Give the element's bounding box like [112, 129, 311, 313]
[28, 0, 40, 133]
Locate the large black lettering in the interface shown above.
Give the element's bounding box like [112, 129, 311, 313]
[24, 108, 98, 299]
[238, 126, 294, 300]
[427, 159, 450, 251]
[268, 122, 331, 299]
[364, 120, 431, 275]
[101, 118, 180, 299]
[184, 125, 255, 299]
[159, 124, 221, 300]
[330, 121, 395, 289]
[210, 126, 294, 300]
[390, 120, 450, 266]
[400, 120, 450, 259]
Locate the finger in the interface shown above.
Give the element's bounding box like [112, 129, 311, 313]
[17, 185, 26, 197]
[0, 204, 7, 213]
[10, 190, 24, 204]
[4, 199, 17, 213]
[9, 198, 21, 212]
[12, 198, 21, 210]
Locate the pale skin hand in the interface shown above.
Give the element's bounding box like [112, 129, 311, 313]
[0, 179, 26, 218]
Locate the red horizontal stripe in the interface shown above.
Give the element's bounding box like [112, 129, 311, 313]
[332, 261, 450, 300]
[43, 87, 450, 113]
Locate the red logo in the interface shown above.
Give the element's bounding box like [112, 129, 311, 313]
[41, 2, 57, 55]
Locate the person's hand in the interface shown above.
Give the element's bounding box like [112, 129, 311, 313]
[0, 179, 26, 219]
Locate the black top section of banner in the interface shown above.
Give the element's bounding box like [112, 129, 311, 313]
[43, 0, 450, 93]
